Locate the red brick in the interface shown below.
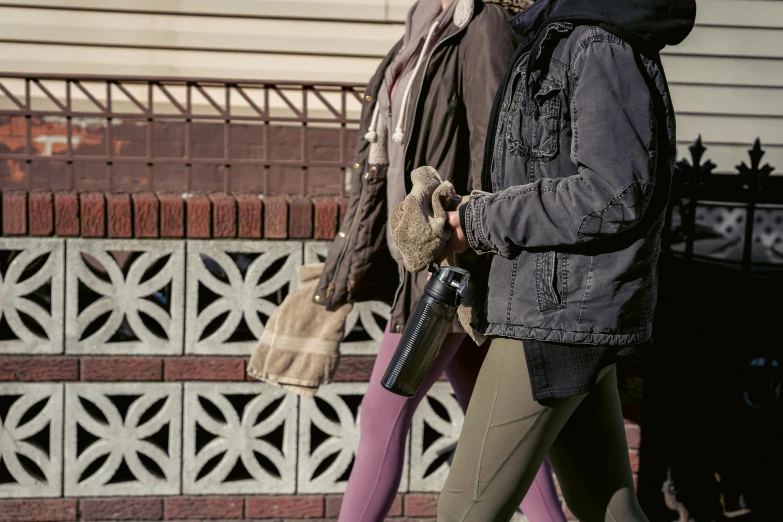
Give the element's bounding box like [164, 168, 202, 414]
[333, 356, 374, 382]
[28, 191, 53, 236]
[80, 191, 106, 237]
[404, 495, 438, 517]
[10, 116, 26, 137]
[621, 400, 642, 425]
[339, 198, 350, 228]
[81, 357, 162, 381]
[629, 449, 639, 473]
[211, 193, 237, 238]
[324, 496, 342, 518]
[281, 519, 336, 522]
[165, 357, 245, 381]
[159, 192, 184, 238]
[388, 495, 403, 517]
[106, 192, 132, 238]
[165, 497, 243, 520]
[0, 357, 78, 381]
[81, 497, 163, 521]
[247, 496, 323, 518]
[186, 194, 211, 238]
[289, 197, 313, 238]
[625, 421, 641, 450]
[263, 196, 288, 239]
[618, 353, 645, 378]
[314, 198, 339, 240]
[2, 191, 27, 235]
[237, 194, 262, 238]
[132, 192, 159, 238]
[54, 191, 80, 236]
[325, 495, 401, 518]
[0, 499, 77, 521]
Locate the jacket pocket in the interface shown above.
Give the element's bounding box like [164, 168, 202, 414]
[536, 251, 567, 311]
[532, 76, 562, 160]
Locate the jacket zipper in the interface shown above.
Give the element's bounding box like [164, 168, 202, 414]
[388, 25, 470, 320]
[328, 167, 371, 306]
[402, 23, 471, 191]
[334, 22, 469, 314]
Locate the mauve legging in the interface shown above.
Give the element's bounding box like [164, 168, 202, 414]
[338, 324, 566, 522]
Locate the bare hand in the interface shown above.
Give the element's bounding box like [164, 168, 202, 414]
[436, 211, 470, 263]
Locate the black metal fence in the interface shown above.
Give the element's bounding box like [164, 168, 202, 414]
[642, 138, 782, 522]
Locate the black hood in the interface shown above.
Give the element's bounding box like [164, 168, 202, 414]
[510, 0, 696, 52]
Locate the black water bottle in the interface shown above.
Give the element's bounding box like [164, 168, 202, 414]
[381, 265, 470, 397]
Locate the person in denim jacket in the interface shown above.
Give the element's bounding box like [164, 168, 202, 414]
[436, 0, 696, 520]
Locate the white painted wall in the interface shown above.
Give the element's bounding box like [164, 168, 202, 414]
[1, 0, 780, 172]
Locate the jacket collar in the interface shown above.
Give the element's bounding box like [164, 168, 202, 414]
[508, 0, 559, 46]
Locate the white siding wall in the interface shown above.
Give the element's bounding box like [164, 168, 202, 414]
[0, 0, 781, 172]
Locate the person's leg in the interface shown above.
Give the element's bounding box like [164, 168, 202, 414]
[338, 325, 469, 522]
[444, 338, 566, 522]
[438, 338, 581, 521]
[438, 338, 647, 522]
[546, 365, 648, 522]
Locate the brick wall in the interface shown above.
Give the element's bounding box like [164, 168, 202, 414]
[0, 116, 358, 195]
[0, 194, 643, 522]
[0, 190, 348, 240]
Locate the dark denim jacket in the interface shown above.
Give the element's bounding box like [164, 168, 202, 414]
[462, 22, 677, 346]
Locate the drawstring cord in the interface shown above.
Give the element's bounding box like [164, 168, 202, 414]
[364, 99, 381, 143]
[363, 19, 441, 144]
[393, 19, 440, 143]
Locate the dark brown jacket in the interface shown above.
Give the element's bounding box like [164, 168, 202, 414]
[314, 0, 516, 332]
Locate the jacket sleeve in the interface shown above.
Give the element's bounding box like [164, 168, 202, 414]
[463, 39, 658, 257]
[459, 5, 516, 192]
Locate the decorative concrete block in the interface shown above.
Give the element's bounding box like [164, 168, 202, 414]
[64, 239, 185, 355]
[182, 382, 297, 495]
[303, 241, 330, 265]
[341, 301, 390, 356]
[409, 382, 462, 492]
[297, 383, 365, 494]
[64, 382, 182, 497]
[304, 242, 388, 356]
[0, 383, 63, 498]
[0, 238, 65, 354]
[184, 240, 301, 355]
[297, 383, 408, 494]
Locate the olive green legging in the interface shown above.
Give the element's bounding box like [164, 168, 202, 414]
[438, 338, 649, 522]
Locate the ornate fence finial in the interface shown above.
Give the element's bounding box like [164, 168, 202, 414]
[672, 136, 716, 260]
[737, 138, 775, 192]
[676, 135, 716, 189]
[736, 139, 776, 278]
